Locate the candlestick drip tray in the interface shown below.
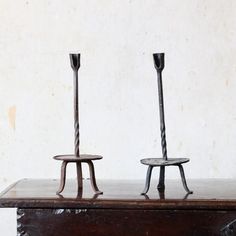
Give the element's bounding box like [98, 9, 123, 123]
[54, 154, 103, 162]
[141, 158, 189, 166]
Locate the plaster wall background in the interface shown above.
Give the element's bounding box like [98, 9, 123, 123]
[0, 0, 235, 234]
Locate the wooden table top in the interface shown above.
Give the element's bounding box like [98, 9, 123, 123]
[1, 179, 236, 210]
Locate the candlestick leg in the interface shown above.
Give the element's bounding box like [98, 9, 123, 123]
[178, 164, 193, 194]
[87, 161, 103, 194]
[76, 162, 83, 192]
[141, 166, 153, 195]
[158, 189, 165, 199]
[157, 166, 165, 192]
[57, 161, 68, 194]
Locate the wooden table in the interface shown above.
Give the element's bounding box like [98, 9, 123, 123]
[1, 179, 236, 236]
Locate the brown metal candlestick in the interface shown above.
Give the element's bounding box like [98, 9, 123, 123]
[54, 54, 103, 195]
[141, 53, 192, 195]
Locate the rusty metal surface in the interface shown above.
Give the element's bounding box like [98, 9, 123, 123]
[53, 54, 102, 195]
[54, 154, 103, 162]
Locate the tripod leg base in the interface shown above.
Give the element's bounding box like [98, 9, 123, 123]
[178, 164, 193, 194]
[141, 166, 153, 195]
[76, 162, 83, 193]
[157, 166, 165, 192]
[57, 161, 68, 194]
[87, 161, 103, 195]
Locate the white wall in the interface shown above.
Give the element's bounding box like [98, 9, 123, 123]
[0, 0, 236, 234]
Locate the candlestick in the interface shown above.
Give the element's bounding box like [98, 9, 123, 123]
[54, 54, 103, 195]
[141, 53, 193, 195]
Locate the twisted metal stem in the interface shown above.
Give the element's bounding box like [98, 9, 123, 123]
[156, 69, 168, 160]
[74, 70, 80, 157]
[70, 54, 80, 157]
[74, 120, 80, 157]
[160, 123, 167, 160]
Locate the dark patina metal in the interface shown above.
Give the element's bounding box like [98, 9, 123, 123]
[141, 53, 193, 195]
[53, 54, 103, 195]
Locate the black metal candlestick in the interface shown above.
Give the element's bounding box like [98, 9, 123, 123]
[54, 54, 103, 195]
[141, 53, 193, 195]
